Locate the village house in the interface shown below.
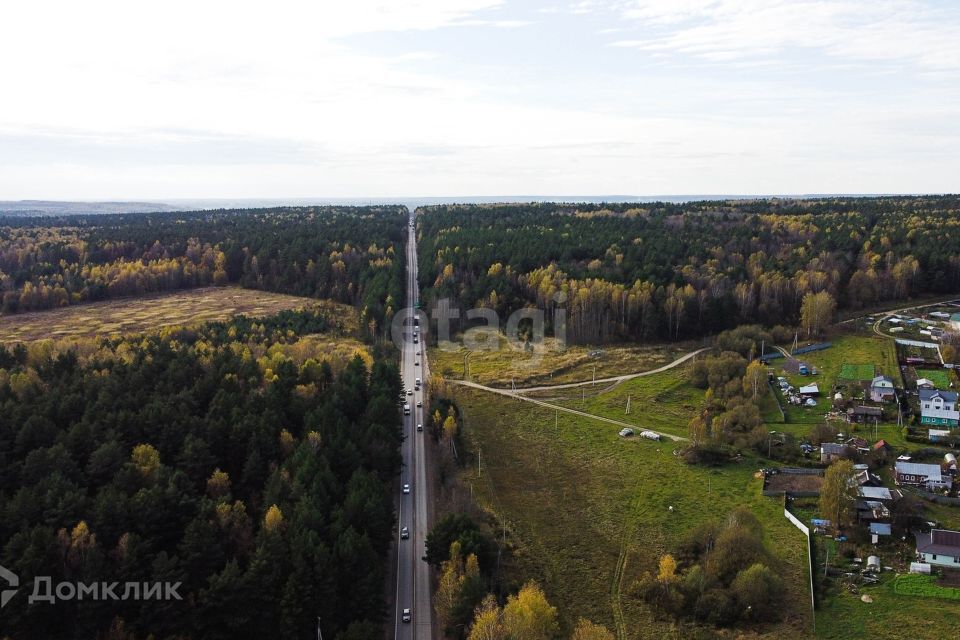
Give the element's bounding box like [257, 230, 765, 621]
[896, 461, 952, 491]
[919, 389, 959, 427]
[847, 405, 882, 424]
[820, 442, 849, 463]
[916, 529, 960, 569]
[869, 375, 895, 402]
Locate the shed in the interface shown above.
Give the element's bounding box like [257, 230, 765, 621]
[910, 562, 932, 574]
[799, 383, 819, 395]
[866, 556, 881, 571]
[869, 523, 892, 536]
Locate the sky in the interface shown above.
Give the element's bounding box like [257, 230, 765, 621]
[1, 0, 958, 199]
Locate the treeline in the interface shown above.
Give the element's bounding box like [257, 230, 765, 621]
[0, 206, 407, 336]
[0, 308, 402, 639]
[416, 196, 960, 343]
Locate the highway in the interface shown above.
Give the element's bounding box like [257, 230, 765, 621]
[394, 208, 433, 640]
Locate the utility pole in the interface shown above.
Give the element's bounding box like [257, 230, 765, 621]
[317, 617, 323, 640]
[478, 448, 482, 478]
[626, 395, 631, 415]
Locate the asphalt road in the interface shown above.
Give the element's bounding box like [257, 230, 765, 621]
[394, 209, 433, 640]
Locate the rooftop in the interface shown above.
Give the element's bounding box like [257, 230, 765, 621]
[916, 529, 960, 556]
[896, 461, 943, 481]
[920, 389, 958, 402]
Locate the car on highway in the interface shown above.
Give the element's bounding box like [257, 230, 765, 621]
[416, 400, 422, 407]
[402, 609, 411, 623]
[415, 360, 419, 366]
[400, 526, 409, 539]
[417, 424, 423, 432]
[402, 483, 410, 494]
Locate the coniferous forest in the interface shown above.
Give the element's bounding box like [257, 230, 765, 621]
[416, 196, 960, 342]
[0, 308, 402, 640]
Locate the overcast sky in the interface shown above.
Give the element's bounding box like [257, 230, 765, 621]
[2, 0, 958, 199]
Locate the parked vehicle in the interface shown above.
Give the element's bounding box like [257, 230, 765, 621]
[640, 430, 661, 441]
[618, 428, 634, 437]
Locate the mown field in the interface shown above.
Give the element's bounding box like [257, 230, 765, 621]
[430, 330, 693, 387]
[0, 286, 357, 342]
[451, 383, 812, 639]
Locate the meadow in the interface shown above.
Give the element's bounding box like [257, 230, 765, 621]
[429, 330, 693, 387]
[451, 384, 812, 639]
[0, 286, 357, 342]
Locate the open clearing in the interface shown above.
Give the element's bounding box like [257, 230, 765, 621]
[839, 363, 876, 381]
[0, 287, 356, 342]
[452, 381, 812, 639]
[430, 330, 692, 387]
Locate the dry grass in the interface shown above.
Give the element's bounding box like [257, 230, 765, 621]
[0, 287, 357, 342]
[430, 329, 692, 386]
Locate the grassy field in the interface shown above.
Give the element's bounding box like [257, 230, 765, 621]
[430, 330, 693, 386]
[0, 287, 356, 342]
[815, 573, 960, 638]
[452, 384, 812, 639]
[916, 368, 952, 389]
[839, 363, 875, 381]
[528, 365, 703, 439]
[892, 574, 960, 600]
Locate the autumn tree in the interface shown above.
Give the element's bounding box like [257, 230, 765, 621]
[819, 459, 857, 530]
[571, 618, 615, 640]
[501, 581, 558, 640]
[800, 291, 836, 337]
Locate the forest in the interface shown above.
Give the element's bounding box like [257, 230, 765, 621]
[416, 196, 960, 343]
[0, 308, 402, 640]
[0, 206, 407, 338]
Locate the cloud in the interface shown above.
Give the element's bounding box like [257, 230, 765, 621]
[600, 0, 960, 71]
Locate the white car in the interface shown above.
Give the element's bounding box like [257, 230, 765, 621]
[403, 483, 410, 494]
[407, 390, 413, 396]
[402, 609, 411, 623]
[416, 400, 422, 408]
[415, 360, 420, 366]
[417, 424, 423, 432]
[400, 526, 409, 539]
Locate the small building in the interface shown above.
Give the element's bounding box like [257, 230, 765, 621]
[874, 439, 890, 452]
[930, 311, 951, 320]
[870, 522, 892, 537]
[858, 486, 894, 501]
[929, 428, 952, 443]
[869, 375, 895, 402]
[857, 500, 890, 522]
[916, 377, 937, 390]
[799, 383, 820, 396]
[896, 461, 951, 491]
[847, 405, 882, 423]
[919, 389, 960, 427]
[821, 442, 849, 463]
[951, 312, 960, 331]
[915, 529, 960, 568]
